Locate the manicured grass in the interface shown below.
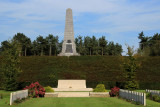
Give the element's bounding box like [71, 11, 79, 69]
[11, 97, 160, 107]
[0, 90, 14, 106]
[0, 90, 160, 107]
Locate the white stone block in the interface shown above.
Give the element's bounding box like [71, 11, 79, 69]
[53, 80, 93, 92]
[10, 90, 28, 105]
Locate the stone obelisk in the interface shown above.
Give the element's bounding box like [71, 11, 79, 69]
[58, 8, 79, 56]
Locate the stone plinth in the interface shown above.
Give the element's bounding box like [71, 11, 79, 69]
[58, 80, 86, 88]
[53, 80, 93, 92]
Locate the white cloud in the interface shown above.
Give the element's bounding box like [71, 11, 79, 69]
[0, 0, 160, 53]
[0, 0, 126, 21]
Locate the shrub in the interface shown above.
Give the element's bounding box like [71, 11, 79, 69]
[152, 95, 160, 102]
[146, 92, 152, 99]
[109, 86, 120, 97]
[24, 82, 45, 98]
[146, 92, 160, 102]
[44, 86, 54, 92]
[158, 96, 160, 102]
[93, 84, 107, 92]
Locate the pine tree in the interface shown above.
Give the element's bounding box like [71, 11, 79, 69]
[123, 46, 139, 90]
[2, 40, 22, 90]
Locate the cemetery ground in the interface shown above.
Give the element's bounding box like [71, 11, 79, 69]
[1, 90, 160, 107]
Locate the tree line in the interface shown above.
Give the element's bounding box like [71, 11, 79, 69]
[75, 35, 122, 56]
[138, 31, 160, 56]
[0, 33, 123, 56]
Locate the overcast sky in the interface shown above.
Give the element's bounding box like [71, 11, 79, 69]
[0, 0, 160, 54]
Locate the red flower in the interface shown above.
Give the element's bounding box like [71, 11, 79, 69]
[35, 90, 38, 95]
[109, 86, 120, 97]
[24, 81, 45, 98]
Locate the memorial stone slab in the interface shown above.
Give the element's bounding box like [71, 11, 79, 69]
[53, 80, 93, 91]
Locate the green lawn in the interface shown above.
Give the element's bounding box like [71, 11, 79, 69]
[0, 90, 13, 106]
[0, 90, 160, 107]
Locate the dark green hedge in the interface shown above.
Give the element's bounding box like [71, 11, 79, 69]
[0, 56, 160, 89]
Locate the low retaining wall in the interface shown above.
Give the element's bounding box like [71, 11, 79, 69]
[10, 90, 28, 105]
[45, 93, 58, 97]
[45, 92, 109, 97]
[119, 89, 146, 106]
[90, 92, 109, 97]
[146, 89, 160, 96]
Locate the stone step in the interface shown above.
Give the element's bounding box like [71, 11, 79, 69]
[45, 93, 58, 97]
[58, 92, 89, 97]
[90, 92, 109, 97]
[53, 88, 93, 92]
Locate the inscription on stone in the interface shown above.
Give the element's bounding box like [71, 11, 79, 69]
[66, 44, 73, 53]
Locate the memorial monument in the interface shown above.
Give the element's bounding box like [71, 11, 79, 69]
[58, 8, 79, 56]
[53, 80, 93, 91]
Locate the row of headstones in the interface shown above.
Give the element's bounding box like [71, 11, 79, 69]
[119, 89, 146, 106]
[146, 89, 160, 96]
[10, 90, 28, 105]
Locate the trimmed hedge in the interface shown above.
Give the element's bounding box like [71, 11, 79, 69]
[0, 56, 160, 89]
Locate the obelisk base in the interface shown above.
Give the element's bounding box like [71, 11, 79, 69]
[58, 53, 80, 56]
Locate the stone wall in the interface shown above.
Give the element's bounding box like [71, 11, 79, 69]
[45, 93, 58, 97]
[90, 92, 109, 97]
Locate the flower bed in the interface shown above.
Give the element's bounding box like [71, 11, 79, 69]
[24, 82, 45, 98]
